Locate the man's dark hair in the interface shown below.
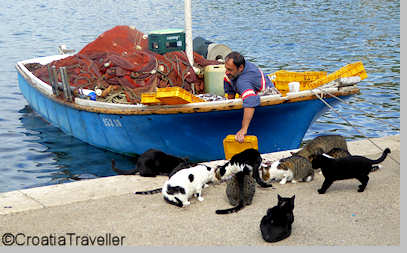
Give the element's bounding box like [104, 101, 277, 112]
[225, 51, 245, 68]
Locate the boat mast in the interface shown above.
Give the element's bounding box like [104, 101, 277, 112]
[184, 0, 194, 67]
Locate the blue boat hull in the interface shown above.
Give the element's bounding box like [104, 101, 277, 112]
[17, 66, 353, 161]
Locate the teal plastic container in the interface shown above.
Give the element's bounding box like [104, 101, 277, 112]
[148, 29, 186, 55]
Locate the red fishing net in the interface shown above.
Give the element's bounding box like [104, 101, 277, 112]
[31, 25, 220, 103]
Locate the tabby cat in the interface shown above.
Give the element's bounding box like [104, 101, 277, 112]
[262, 155, 314, 184]
[215, 148, 273, 214]
[260, 194, 295, 243]
[325, 147, 351, 159]
[291, 135, 348, 162]
[226, 172, 256, 206]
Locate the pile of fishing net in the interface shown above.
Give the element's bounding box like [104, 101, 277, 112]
[30, 25, 220, 104]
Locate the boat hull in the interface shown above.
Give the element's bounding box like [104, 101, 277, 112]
[16, 56, 357, 161]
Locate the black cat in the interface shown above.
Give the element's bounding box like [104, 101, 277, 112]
[215, 148, 273, 214]
[260, 194, 295, 243]
[112, 149, 189, 177]
[312, 148, 391, 194]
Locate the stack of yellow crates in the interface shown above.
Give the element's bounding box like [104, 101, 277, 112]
[141, 87, 205, 105]
[267, 71, 327, 95]
[305, 61, 368, 89]
[268, 61, 367, 95]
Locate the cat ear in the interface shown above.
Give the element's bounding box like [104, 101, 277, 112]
[278, 194, 282, 200]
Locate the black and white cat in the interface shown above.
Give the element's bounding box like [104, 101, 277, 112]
[215, 148, 272, 187]
[215, 148, 273, 214]
[135, 164, 217, 207]
[260, 194, 295, 243]
[312, 148, 391, 194]
[112, 149, 189, 177]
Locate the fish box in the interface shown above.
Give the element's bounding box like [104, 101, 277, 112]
[223, 135, 258, 160]
[156, 87, 204, 105]
[141, 92, 161, 105]
[306, 61, 368, 89]
[267, 70, 327, 95]
[148, 29, 186, 55]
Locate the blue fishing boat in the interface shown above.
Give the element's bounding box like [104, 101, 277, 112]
[16, 54, 360, 161]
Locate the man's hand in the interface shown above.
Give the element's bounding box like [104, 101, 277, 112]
[235, 128, 247, 143]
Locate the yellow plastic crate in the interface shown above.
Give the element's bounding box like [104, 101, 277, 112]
[191, 95, 206, 103]
[156, 87, 204, 105]
[223, 135, 258, 160]
[141, 92, 161, 105]
[306, 61, 368, 89]
[267, 71, 327, 95]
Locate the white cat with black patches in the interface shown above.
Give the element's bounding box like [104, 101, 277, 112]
[135, 164, 217, 208]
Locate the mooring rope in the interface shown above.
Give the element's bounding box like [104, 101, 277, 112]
[311, 88, 400, 165]
[315, 87, 400, 131]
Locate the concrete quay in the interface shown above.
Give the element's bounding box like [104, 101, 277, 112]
[0, 135, 400, 246]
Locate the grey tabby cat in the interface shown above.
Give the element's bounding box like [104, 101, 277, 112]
[326, 147, 351, 158]
[226, 173, 256, 206]
[262, 155, 314, 184]
[291, 135, 348, 162]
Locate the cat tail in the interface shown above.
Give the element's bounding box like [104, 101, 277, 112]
[215, 200, 245, 215]
[163, 196, 184, 207]
[112, 159, 139, 175]
[369, 148, 391, 165]
[134, 188, 162, 195]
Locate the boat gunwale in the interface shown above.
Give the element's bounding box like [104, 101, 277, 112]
[16, 55, 360, 115]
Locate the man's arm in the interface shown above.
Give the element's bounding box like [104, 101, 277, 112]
[235, 107, 255, 143]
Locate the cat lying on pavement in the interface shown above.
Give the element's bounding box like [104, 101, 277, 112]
[112, 149, 189, 177]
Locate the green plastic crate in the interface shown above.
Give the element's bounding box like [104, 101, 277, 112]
[148, 29, 186, 54]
